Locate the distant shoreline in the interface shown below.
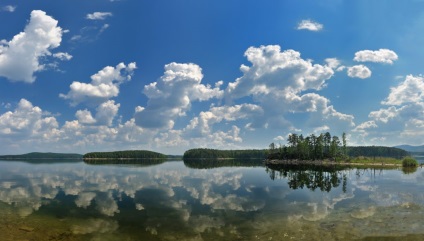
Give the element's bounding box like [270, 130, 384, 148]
[0, 158, 82, 160]
[83, 157, 171, 160]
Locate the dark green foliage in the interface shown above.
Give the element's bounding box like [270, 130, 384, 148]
[267, 132, 409, 161]
[402, 166, 418, 174]
[347, 146, 408, 159]
[83, 150, 167, 159]
[84, 158, 165, 166]
[265, 164, 347, 192]
[0, 152, 83, 159]
[402, 157, 418, 167]
[183, 148, 267, 160]
[184, 158, 263, 169]
[267, 132, 345, 161]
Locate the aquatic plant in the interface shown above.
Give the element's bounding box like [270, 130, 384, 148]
[402, 157, 418, 167]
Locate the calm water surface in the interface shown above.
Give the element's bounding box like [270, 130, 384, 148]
[0, 159, 424, 241]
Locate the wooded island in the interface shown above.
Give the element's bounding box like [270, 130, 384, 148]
[266, 132, 408, 161]
[83, 150, 167, 159]
[182, 132, 417, 167]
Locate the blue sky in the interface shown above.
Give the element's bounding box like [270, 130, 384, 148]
[1, 0, 424, 154]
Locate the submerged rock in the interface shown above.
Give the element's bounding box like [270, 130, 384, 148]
[19, 226, 34, 232]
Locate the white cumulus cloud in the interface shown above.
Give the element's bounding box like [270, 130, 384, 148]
[382, 75, 424, 106]
[135, 62, 223, 129]
[0, 99, 59, 139]
[297, 19, 323, 32]
[353, 49, 398, 64]
[0, 98, 151, 153]
[95, 100, 120, 126]
[347, 65, 372, 79]
[325, 58, 345, 71]
[86, 12, 113, 20]
[225, 45, 353, 132]
[53, 52, 73, 61]
[352, 75, 424, 145]
[75, 109, 96, 124]
[60, 62, 136, 106]
[183, 104, 263, 138]
[0, 10, 63, 82]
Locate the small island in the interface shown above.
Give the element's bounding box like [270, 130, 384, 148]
[264, 132, 418, 168]
[83, 150, 168, 160]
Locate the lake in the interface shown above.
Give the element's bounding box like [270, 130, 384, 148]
[0, 159, 423, 241]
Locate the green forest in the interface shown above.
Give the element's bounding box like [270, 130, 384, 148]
[83, 150, 167, 159]
[183, 148, 267, 160]
[266, 164, 348, 192]
[183, 158, 263, 169]
[347, 146, 408, 159]
[0, 152, 83, 159]
[267, 132, 409, 161]
[84, 158, 165, 166]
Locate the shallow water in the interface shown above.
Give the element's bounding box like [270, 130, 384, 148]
[0, 159, 423, 241]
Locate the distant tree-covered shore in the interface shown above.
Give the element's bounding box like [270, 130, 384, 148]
[0, 152, 83, 160]
[83, 150, 167, 159]
[266, 132, 409, 162]
[183, 148, 267, 160]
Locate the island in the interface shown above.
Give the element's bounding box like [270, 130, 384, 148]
[0, 152, 83, 160]
[264, 132, 418, 168]
[83, 150, 168, 159]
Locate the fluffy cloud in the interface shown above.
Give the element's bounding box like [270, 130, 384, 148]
[135, 62, 223, 129]
[53, 52, 72, 61]
[151, 104, 263, 149]
[183, 104, 263, 137]
[75, 109, 96, 124]
[296, 20, 323, 32]
[353, 75, 424, 145]
[325, 58, 345, 72]
[347, 65, 372, 79]
[86, 12, 113, 20]
[353, 49, 398, 64]
[0, 10, 63, 82]
[60, 62, 136, 105]
[153, 45, 355, 150]
[226, 45, 334, 99]
[0, 98, 151, 154]
[225, 45, 353, 131]
[95, 100, 120, 126]
[1, 5, 16, 12]
[353, 121, 377, 137]
[0, 99, 59, 142]
[382, 75, 424, 106]
[75, 100, 120, 126]
[369, 106, 399, 123]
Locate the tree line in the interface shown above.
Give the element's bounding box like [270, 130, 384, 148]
[347, 146, 408, 159]
[83, 150, 167, 159]
[183, 148, 267, 160]
[267, 132, 409, 161]
[266, 165, 347, 192]
[84, 158, 165, 166]
[183, 158, 264, 169]
[0, 152, 83, 159]
[267, 132, 347, 161]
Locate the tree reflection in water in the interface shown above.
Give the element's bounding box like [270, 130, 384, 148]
[84, 158, 166, 167]
[266, 165, 348, 193]
[183, 158, 264, 169]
